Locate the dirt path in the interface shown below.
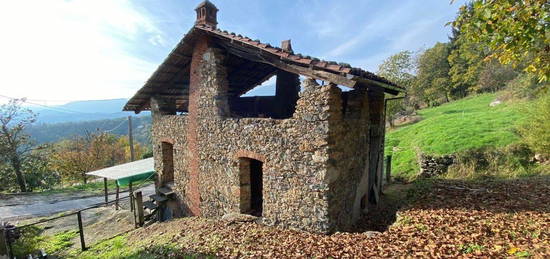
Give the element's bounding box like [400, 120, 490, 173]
[0, 184, 155, 221]
[1, 190, 106, 207]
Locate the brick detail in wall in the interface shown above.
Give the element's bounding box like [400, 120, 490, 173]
[234, 150, 267, 163]
[159, 138, 175, 144]
[186, 36, 210, 216]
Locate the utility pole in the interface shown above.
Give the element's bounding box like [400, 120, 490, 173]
[128, 116, 135, 161]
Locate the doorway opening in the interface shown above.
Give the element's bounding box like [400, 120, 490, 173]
[239, 157, 263, 216]
[161, 142, 174, 184]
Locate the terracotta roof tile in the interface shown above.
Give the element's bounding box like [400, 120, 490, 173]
[197, 23, 403, 88]
[124, 24, 404, 112]
[195, 24, 402, 89]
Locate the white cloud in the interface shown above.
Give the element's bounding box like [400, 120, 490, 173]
[325, 2, 416, 59]
[148, 34, 167, 47]
[350, 15, 450, 72]
[302, 2, 350, 39]
[0, 0, 465, 104]
[0, 0, 161, 103]
[304, 0, 458, 73]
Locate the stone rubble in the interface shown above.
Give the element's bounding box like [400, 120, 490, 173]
[418, 154, 455, 178]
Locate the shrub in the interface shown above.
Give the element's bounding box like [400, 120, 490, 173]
[475, 60, 517, 93]
[502, 73, 548, 100]
[0, 154, 60, 193]
[446, 144, 535, 179]
[11, 226, 78, 257]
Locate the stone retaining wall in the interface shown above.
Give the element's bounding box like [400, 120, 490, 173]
[419, 154, 455, 178]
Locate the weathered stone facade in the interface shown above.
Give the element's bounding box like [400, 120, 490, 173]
[149, 42, 387, 233]
[126, 0, 403, 234]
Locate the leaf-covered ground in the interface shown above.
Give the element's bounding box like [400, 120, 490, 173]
[77, 177, 549, 258]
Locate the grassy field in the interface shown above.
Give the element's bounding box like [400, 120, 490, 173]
[385, 93, 527, 180]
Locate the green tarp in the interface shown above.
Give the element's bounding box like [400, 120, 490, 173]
[86, 158, 155, 186]
[116, 171, 155, 186]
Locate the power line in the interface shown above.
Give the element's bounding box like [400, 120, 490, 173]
[103, 118, 128, 133]
[0, 94, 86, 114]
[2, 93, 134, 137]
[25, 98, 79, 103]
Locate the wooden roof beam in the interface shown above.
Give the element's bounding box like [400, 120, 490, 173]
[219, 40, 357, 88]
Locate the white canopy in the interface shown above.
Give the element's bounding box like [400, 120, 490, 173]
[86, 158, 154, 180]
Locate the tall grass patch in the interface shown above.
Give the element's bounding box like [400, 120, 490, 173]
[11, 226, 78, 257]
[445, 143, 545, 180]
[517, 92, 550, 159]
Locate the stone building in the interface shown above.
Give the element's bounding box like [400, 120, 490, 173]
[124, 0, 404, 233]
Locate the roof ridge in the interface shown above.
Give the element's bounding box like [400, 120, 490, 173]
[194, 24, 399, 84]
[124, 24, 404, 113]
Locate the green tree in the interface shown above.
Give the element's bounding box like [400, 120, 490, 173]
[448, 6, 488, 98]
[377, 51, 417, 127]
[0, 146, 57, 193]
[0, 99, 39, 192]
[377, 51, 417, 87]
[414, 42, 453, 105]
[20, 150, 60, 192]
[452, 0, 549, 81]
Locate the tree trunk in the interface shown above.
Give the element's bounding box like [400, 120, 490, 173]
[11, 157, 27, 192]
[82, 172, 87, 185]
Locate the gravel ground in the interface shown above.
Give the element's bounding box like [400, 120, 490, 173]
[0, 184, 155, 221]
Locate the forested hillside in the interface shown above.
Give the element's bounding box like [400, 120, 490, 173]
[25, 115, 152, 145]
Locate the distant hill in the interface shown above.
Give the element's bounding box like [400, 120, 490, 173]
[26, 115, 152, 145]
[29, 99, 138, 123]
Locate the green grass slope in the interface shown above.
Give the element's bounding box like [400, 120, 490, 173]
[385, 93, 526, 179]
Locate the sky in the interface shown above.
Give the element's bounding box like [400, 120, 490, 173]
[0, 0, 465, 105]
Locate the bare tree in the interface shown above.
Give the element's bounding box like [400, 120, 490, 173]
[0, 99, 37, 192]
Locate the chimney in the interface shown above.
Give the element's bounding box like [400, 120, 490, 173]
[281, 40, 293, 53]
[195, 0, 218, 28]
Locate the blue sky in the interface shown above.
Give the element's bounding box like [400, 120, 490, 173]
[0, 0, 465, 104]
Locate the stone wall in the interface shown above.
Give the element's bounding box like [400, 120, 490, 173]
[194, 64, 333, 232]
[326, 86, 368, 231]
[324, 86, 387, 231]
[151, 114, 190, 216]
[150, 39, 384, 233]
[419, 154, 455, 178]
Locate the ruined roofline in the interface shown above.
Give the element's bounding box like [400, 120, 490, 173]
[194, 24, 404, 91]
[124, 25, 405, 113]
